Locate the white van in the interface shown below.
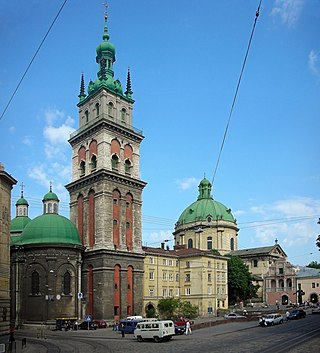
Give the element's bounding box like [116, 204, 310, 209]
[126, 315, 143, 321]
[134, 320, 175, 342]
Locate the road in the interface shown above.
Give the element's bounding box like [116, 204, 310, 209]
[9, 314, 320, 353]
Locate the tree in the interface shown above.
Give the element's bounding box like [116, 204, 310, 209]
[177, 301, 198, 319]
[226, 255, 259, 305]
[307, 261, 320, 269]
[316, 234, 320, 251]
[157, 298, 179, 319]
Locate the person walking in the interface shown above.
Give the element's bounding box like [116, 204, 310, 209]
[185, 321, 192, 335]
[120, 323, 125, 337]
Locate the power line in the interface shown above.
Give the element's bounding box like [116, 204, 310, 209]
[211, 0, 262, 186]
[0, 0, 68, 122]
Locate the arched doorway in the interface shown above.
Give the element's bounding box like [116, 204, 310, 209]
[281, 295, 289, 305]
[145, 303, 156, 318]
[310, 293, 318, 304]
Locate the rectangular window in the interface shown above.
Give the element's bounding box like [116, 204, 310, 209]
[312, 282, 315, 288]
[176, 260, 179, 267]
[175, 288, 179, 296]
[279, 268, 284, 275]
[162, 288, 167, 297]
[208, 261, 211, 268]
[149, 288, 154, 297]
[169, 272, 173, 281]
[169, 259, 173, 266]
[221, 262, 225, 270]
[163, 272, 167, 281]
[169, 288, 173, 297]
[176, 273, 179, 282]
[217, 262, 220, 269]
[208, 286, 211, 294]
[149, 272, 154, 280]
[149, 257, 154, 264]
[208, 273, 212, 282]
[163, 259, 167, 266]
[186, 261, 190, 268]
[185, 287, 191, 295]
[185, 274, 191, 282]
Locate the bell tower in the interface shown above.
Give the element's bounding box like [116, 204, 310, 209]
[66, 8, 146, 321]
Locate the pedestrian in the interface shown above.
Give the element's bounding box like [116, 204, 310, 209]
[185, 320, 192, 335]
[9, 327, 15, 343]
[120, 323, 125, 337]
[286, 311, 290, 321]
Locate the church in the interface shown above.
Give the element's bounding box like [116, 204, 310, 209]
[8, 9, 297, 328]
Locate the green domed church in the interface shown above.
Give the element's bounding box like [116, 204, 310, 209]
[10, 187, 83, 325]
[174, 177, 239, 254]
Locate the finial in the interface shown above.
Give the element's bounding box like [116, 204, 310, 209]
[49, 181, 52, 192]
[125, 67, 133, 99]
[275, 238, 278, 244]
[79, 73, 86, 101]
[20, 182, 25, 197]
[102, 1, 109, 20]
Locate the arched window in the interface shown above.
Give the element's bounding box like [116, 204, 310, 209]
[113, 190, 121, 248]
[230, 237, 235, 251]
[271, 279, 276, 290]
[31, 271, 40, 295]
[108, 102, 114, 117]
[207, 236, 212, 250]
[88, 190, 95, 247]
[85, 110, 89, 123]
[95, 103, 100, 117]
[188, 238, 193, 249]
[124, 159, 131, 175]
[279, 279, 284, 288]
[253, 259, 258, 267]
[48, 203, 52, 213]
[121, 108, 126, 121]
[79, 160, 85, 176]
[53, 203, 58, 214]
[91, 155, 97, 171]
[111, 154, 119, 171]
[63, 272, 71, 295]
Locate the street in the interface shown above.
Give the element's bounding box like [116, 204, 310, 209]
[10, 314, 320, 353]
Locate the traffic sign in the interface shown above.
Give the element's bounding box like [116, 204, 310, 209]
[85, 315, 92, 322]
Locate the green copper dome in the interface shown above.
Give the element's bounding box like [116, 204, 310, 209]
[43, 189, 59, 202]
[16, 196, 29, 206]
[177, 178, 235, 225]
[17, 214, 81, 246]
[10, 216, 32, 234]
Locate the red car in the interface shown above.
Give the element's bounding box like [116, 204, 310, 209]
[93, 320, 108, 328]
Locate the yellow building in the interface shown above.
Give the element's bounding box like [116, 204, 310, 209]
[296, 266, 320, 305]
[142, 245, 228, 317]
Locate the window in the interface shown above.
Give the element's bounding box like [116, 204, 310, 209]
[169, 259, 173, 266]
[312, 283, 315, 288]
[230, 237, 235, 251]
[85, 110, 89, 123]
[186, 261, 190, 268]
[279, 268, 284, 275]
[90, 155, 97, 171]
[113, 219, 118, 226]
[175, 288, 179, 296]
[95, 103, 100, 117]
[80, 160, 85, 176]
[176, 260, 179, 267]
[126, 222, 130, 229]
[162, 288, 167, 297]
[63, 272, 71, 295]
[208, 273, 212, 282]
[169, 272, 173, 281]
[169, 288, 173, 297]
[113, 198, 118, 205]
[149, 288, 154, 297]
[149, 272, 154, 280]
[185, 274, 191, 282]
[185, 287, 191, 295]
[31, 271, 40, 295]
[187, 238, 193, 249]
[176, 273, 179, 282]
[208, 261, 211, 268]
[221, 262, 225, 270]
[162, 272, 167, 281]
[222, 273, 225, 282]
[208, 286, 211, 294]
[149, 257, 154, 264]
[253, 259, 258, 267]
[162, 259, 167, 266]
[207, 236, 212, 250]
[125, 159, 131, 175]
[108, 102, 114, 116]
[111, 154, 119, 171]
[121, 108, 126, 121]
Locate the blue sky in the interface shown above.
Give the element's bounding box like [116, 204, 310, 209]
[1, 0, 319, 266]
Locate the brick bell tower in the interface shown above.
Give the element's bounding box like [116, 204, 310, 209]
[66, 8, 146, 321]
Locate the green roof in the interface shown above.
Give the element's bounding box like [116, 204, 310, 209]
[10, 216, 32, 234]
[17, 214, 81, 246]
[43, 190, 59, 202]
[177, 178, 235, 225]
[16, 197, 29, 206]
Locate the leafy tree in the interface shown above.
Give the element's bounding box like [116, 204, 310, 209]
[177, 301, 198, 319]
[226, 255, 259, 305]
[157, 298, 179, 319]
[316, 235, 320, 251]
[307, 261, 320, 269]
[145, 306, 156, 318]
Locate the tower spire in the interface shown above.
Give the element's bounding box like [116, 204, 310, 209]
[125, 67, 133, 99]
[78, 73, 86, 102]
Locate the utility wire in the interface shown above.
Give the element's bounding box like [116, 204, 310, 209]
[0, 0, 68, 122]
[211, 0, 262, 186]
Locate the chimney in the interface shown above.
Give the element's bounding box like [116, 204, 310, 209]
[161, 243, 165, 250]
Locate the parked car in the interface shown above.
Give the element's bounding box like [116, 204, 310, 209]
[78, 321, 97, 330]
[288, 309, 306, 320]
[174, 324, 185, 335]
[93, 320, 108, 328]
[224, 313, 246, 319]
[259, 314, 283, 327]
[174, 318, 194, 327]
[312, 307, 320, 314]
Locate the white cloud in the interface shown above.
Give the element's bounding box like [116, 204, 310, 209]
[176, 177, 199, 191]
[22, 136, 33, 146]
[28, 165, 50, 188]
[246, 197, 320, 252]
[9, 126, 15, 133]
[143, 230, 173, 247]
[308, 50, 320, 78]
[271, 0, 304, 27]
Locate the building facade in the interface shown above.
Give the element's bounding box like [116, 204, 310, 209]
[65, 11, 146, 321]
[230, 242, 297, 305]
[0, 163, 16, 337]
[295, 266, 320, 305]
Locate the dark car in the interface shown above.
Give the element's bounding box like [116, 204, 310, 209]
[288, 309, 306, 320]
[78, 321, 97, 330]
[174, 324, 185, 335]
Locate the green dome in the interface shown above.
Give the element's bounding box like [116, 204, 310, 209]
[16, 197, 29, 206]
[10, 216, 32, 234]
[177, 178, 235, 225]
[96, 40, 115, 57]
[43, 190, 59, 202]
[18, 214, 81, 246]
